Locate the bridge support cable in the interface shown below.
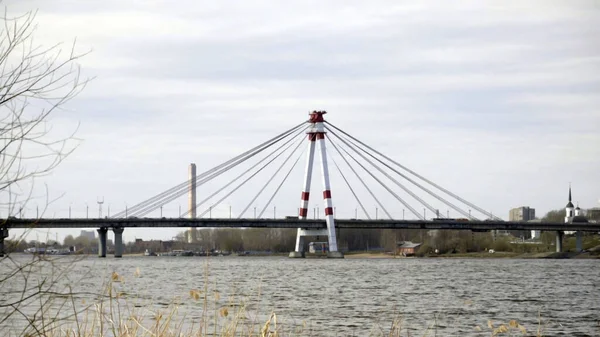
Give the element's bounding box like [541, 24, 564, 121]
[257, 147, 305, 219]
[111, 122, 307, 218]
[175, 129, 305, 218]
[325, 121, 497, 220]
[196, 134, 305, 219]
[330, 156, 371, 220]
[327, 127, 475, 220]
[328, 134, 386, 220]
[238, 136, 306, 219]
[328, 136, 399, 220]
[329, 137, 421, 219]
[153, 126, 308, 219]
[175, 129, 306, 218]
[328, 127, 439, 216]
[123, 124, 308, 218]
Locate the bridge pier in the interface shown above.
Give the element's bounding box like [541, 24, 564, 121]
[113, 227, 124, 258]
[289, 228, 306, 258]
[0, 228, 8, 257]
[97, 228, 107, 258]
[575, 231, 583, 252]
[289, 228, 344, 258]
[555, 231, 563, 253]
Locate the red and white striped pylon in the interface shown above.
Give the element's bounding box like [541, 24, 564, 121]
[293, 111, 339, 256]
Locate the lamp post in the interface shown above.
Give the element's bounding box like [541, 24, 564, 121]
[376, 207, 378, 220]
[85, 203, 89, 219]
[402, 209, 405, 220]
[97, 197, 104, 218]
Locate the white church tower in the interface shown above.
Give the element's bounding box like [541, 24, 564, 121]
[575, 203, 582, 217]
[565, 185, 574, 223]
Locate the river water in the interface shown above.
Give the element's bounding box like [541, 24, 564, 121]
[2, 255, 599, 336]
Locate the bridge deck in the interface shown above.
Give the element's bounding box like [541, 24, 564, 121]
[3, 218, 599, 232]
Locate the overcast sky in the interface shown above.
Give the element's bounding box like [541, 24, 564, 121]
[4, 0, 600, 243]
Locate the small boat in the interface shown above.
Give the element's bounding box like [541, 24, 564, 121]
[144, 249, 156, 256]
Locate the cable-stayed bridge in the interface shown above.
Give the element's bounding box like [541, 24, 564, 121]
[2, 111, 597, 258]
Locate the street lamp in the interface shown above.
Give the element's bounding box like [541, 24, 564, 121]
[97, 197, 104, 218]
[69, 203, 72, 219]
[376, 207, 378, 220]
[402, 209, 405, 220]
[85, 203, 89, 219]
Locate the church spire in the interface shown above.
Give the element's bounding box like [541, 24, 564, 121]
[569, 184, 572, 202]
[566, 185, 574, 208]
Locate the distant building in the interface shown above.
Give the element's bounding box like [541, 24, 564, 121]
[508, 207, 535, 239]
[587, 208, 600, 222]
[396, 241, 422, 256]
[80, 230, 95, 240]
[509, 207, 536, 222]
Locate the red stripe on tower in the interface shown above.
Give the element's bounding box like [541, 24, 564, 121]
[325, 207, 334, 216]
[301, 192, 310, 201]
[323, 190, 331, 199]
[308, 134, 317, 141]
[299, 208, 308, 217]
[316, 132, 325, 140]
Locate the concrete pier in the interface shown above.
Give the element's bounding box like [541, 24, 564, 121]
[0, 228, 8, 257]
[97, 228, 107, 258]
[327, 251, 344, 258]
[555, 231, 564, 253]
[113, 227, 124, 258]
[290, 229, 306, 258]
[575, 231, 583, 252]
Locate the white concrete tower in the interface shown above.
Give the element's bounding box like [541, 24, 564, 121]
[565, 185, 574, 223]
[188, 163, 197, 243]
[290, 111, 343, 258]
